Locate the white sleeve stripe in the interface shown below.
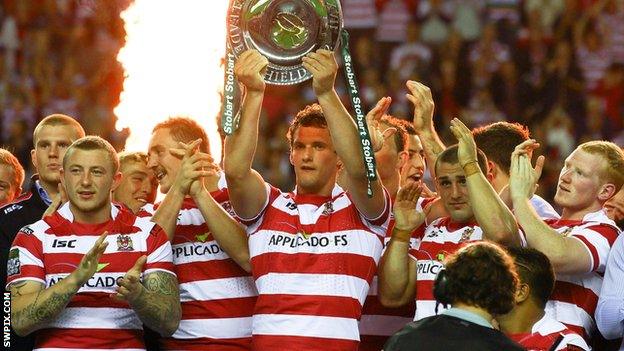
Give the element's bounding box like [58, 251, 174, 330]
[6, 277, 45, 290]
[144, 268, 176, 278]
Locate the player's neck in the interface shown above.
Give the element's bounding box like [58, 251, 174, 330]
[498, 303, 544, 334]
[561, 203, 603, 221]
[70, 202, 113, 224]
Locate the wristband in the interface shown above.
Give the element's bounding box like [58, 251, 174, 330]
[462, 160, 481, 177]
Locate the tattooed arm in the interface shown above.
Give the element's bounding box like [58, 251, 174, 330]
[10, 233, 109, 336]
[115, 256, 181, 336]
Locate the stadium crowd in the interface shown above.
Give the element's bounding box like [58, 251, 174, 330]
[0, 0, 623, 351]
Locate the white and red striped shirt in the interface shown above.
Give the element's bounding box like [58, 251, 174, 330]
[142, 177, 257, 351]
[6, 203, 174, 351]
[543, 210, 620, 339]
[409, 217, 484, 321]
[508, 315, 590, 350]
[358, 198, 428, 350]
[243, 184, 390, 351]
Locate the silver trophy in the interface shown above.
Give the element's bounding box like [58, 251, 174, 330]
[227, 0, 343, 85]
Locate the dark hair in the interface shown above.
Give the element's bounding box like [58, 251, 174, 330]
[380, 115, 409, 153]
[472, 122, 530, 176]
[506, 247, 555, 309]
[63, 136, 120, 173]
[286, 103, 328, 147]
[153, 117, 210, 154]
[442, 242, 519, 316]
[435, 144, 488, 176]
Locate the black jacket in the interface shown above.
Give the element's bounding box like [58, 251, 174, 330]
[384, 315, 526, 351]
[0, 176, 48, 351]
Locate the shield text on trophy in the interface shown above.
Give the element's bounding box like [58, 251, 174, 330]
[227, 0, 343, 85]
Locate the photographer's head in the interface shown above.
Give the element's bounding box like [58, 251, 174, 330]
[434, 242, 519, 317]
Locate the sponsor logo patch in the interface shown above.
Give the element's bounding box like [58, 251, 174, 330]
[7, 248, 20, 276]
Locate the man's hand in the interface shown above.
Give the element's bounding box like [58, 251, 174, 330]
[366, 97, 396, 152]
[393, 180, 425, 233]
[406, 80, 434, 134]
[449, 118, 478, 168]
[114, 255, 147, 304]
[509, 139, 544, 201]
[169, 139, 216, 196]
[234, 49, 268, 93]
[43, 183, 68, 218]
[72, 232, 108, 286]
[302, 49, 338, 97]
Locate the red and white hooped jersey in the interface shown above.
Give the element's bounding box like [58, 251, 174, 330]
[242, 184, 390, 351]
[141, 176, 257, 351]
[508, 314, 590, 351]
[6, 203, 174, 351]
[543, 210, 620, 339]
[409, 217, 484, 321]
[358, 197, 428, 350]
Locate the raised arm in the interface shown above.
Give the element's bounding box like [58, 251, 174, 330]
[10, 233, 108, 336]
[378, 180, 424, 307]
[450, 118, 520, 246]
[115, 255, 181, 336]
[191, 178, 251, 272]
[510, 141, 593, 274]
[223, 50, 269, 219]
[406, 81, 445, 179]
[302, 49, 385, 218]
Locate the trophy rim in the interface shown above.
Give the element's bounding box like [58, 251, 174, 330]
[227, 0, 343, 85]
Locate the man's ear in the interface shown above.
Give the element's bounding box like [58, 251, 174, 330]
[111, 172, 123, 192]
[515, 283, 531, 304]
[598, 183, 617, 202]
[31, 149, 37, 169]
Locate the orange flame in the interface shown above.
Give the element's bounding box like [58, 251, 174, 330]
[115, 0, 227, 161]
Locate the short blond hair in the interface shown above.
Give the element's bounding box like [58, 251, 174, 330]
[118, 151, 149, 170]
[579, 141, 624, 191]
[33, 114, 85, 147]
[63, 136, 119, 173]
[0, 148, 24, 191]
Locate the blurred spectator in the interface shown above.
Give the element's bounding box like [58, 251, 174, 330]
[389, 22, 432, 83]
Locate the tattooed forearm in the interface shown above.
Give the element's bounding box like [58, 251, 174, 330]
[11, 283, 77, 336]
[130, 272, 181, 336]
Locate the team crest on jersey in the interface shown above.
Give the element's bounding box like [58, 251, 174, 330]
[459, 227, 475, 243]
[322, 201, 334, 216]
[7, 248, 20, 276]
[116, 234, 134, 251]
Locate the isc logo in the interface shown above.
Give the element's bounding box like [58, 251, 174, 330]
[52, 239, 77, 248]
